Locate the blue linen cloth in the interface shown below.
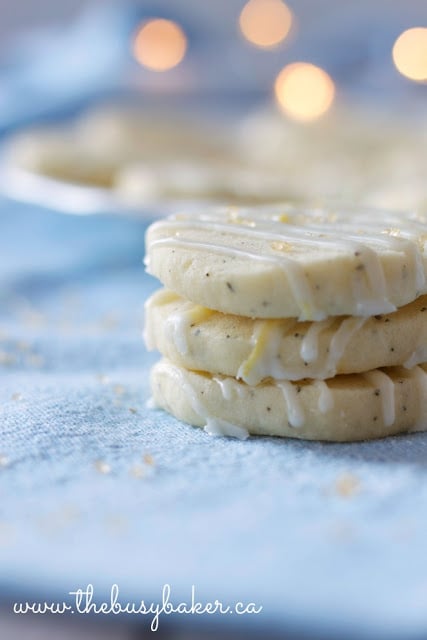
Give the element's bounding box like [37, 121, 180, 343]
[2, 199, 427, 639]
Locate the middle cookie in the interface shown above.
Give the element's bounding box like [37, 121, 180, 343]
[145, 289, 427, 384]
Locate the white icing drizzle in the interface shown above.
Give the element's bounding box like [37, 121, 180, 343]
[145, 396, 160, 409]
[204, 417, 249, 440]
[237, 320, 296, 384]
[353, 250, 395, 315]
[157, 360, 204, 413]
[164, 301, 194, 355]
[156, 361, 249, 440]
[143, 289, 179, 350]
[276, 381, 305, 428]
[214, 376, 239, 400]
[414, 246, 426, 292]
[326, 316, 367, 377]
[364, 370, 396, 427]
[411, 365, 427, 432]
[237, 314, 370, 382]
[148, 296, 214, 357]
[403, 346, 427, 369]
[314, 380, 334, 413]
[171, 209, 425, 261]
[300, 318, 335, 363]
[143, 324, 155, 352]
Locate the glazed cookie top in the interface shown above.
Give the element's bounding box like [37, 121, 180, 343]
[145, 204, 427, 320]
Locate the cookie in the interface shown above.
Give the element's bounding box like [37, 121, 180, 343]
[5, 104, 236, 189]
[114, 161, 295, 205]
[4, 128, 117, 187]
[145, 289, 427, 384]
[150, 359, 427, 442]
[76, 105, 233, 165]
[145, 205, 427, 320]
[235, 107, 427, 212]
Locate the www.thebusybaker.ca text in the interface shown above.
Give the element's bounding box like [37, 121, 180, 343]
[13, 583, 263, 631]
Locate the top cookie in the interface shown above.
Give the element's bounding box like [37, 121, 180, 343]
[145, 204, 427, 320]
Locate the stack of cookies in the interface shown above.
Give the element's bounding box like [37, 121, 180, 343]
[144, 204, 427, 441]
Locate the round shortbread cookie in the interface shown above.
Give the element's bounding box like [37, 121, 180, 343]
[114, 162, 296, 205]
[145, 205, 427, 320]
[4, 128, 117, 187]
[4, 105, 236, 189]
[236, 107, 427, 213]
[75, 105, 234, 164]
[145, 289, 427, 384]
[150, 359, 427, 442]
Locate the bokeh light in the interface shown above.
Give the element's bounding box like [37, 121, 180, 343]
[274, 62, 335, 122]
[239, 0, 292, 49]
[392, 27, 427, 82]
[133, 19, 187, 72]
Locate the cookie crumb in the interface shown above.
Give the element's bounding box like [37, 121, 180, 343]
[113, 384, 125, 395]
[335, 473, 360, 497]
[129, 464, 145, 478]
[0, 352, 15, 366]
[96, 373, 110, 384]
[94, 460, 111, 475]
[145, 397, 158, 409]
[27, 354, 44, 367]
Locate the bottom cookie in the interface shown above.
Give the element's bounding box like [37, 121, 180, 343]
[150, 359, 427, 442]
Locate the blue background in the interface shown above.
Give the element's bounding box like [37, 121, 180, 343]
[2, 202, 427, 638]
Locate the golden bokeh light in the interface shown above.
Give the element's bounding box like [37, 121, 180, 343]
[133, 19, 187, 72]
[392, 27, 427, 82]
[274, 62, 335, 122]
[239, 0, 292, 49]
